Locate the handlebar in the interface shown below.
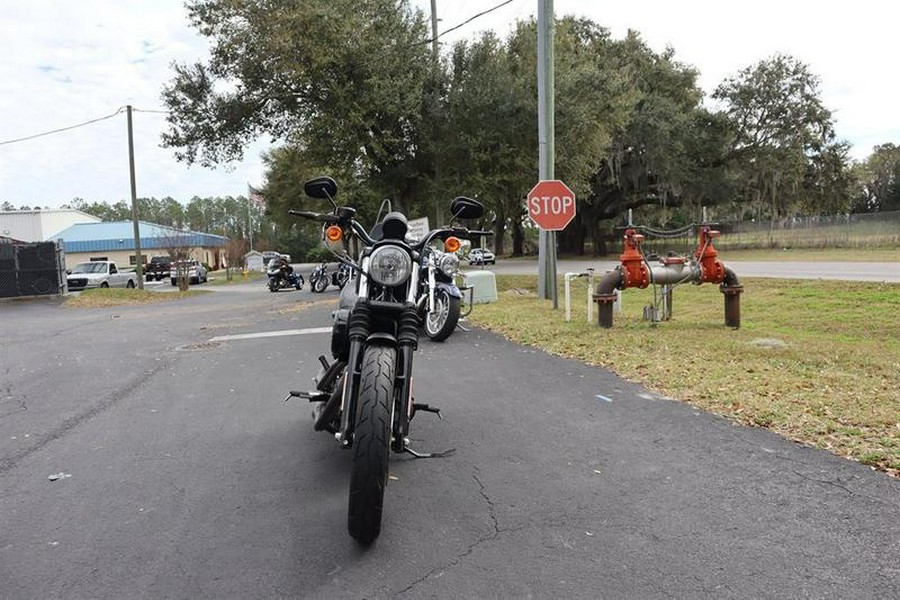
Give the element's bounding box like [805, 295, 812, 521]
[288, 209, 341, 224]
[289, 207, 490, 250]
[288, 208, 377, 246]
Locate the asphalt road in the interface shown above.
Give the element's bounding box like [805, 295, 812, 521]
[1, 282, 898, 598]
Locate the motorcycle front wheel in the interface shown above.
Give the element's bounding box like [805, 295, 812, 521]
[268, 279, 278, 292]
[348, 345, 395, 545]
[313, 275, 329, 293]
[424, 289, 461, 342]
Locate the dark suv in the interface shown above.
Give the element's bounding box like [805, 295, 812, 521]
[144, 255, 172, 281]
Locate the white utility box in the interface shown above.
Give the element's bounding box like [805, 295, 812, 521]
[463, 270, 498, 304]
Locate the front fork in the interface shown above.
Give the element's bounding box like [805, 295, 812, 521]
[427, 262, 436, 315]
[337, 299, 420, 453]
[337, 301, 371, 448]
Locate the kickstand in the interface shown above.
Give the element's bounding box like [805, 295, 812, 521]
[404, 446, 457, 459]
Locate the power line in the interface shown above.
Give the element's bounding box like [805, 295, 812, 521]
[132, 108, 170, 115]
[427, 0, 517, 43]
[0, 2, 517, 147]
[353, 0, 520, 72]
[0, 107, 126, 146]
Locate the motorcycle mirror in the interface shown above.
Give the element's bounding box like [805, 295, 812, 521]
[449, 196, 483, 221]
[304, 176, 338, 208]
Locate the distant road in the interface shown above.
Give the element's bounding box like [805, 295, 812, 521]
[288, 259, 899, 282]
[477, 259, 900, 283]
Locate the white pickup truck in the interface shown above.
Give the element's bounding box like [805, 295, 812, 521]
[66, 261, 138, 291]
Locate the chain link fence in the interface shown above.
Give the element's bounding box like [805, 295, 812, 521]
[715, 211, 900, 250]
[0, 240, 66, 298]
[606, 211, 900, 255]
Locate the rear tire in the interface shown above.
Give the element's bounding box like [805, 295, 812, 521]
[348, 345, 395, 545]
[126, 280, 135, 289]
[424, 289, 460, 342]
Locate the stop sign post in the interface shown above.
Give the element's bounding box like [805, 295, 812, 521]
[527, 180, 575, 309]
[528, 180, 576, 231]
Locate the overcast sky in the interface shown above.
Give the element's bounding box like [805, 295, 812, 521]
[2, 1, 897, 210]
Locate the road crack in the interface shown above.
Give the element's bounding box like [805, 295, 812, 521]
[789, 469, 896, 507]
[397, 470, 520, 595]
[0, 370, 27, 419]
[0, 355, 175, 475]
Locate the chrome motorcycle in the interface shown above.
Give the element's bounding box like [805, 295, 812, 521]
[285, 176, 484, 544]
[310, 261, 352, 293]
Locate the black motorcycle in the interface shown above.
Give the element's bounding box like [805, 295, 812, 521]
[310, 261, 352, 293]
[267, 259, 304, 292]
[285, 176, 485, 544]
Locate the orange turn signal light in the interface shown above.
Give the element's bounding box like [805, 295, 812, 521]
[444, 236, 461, 253]
[325, 225, 343, 243]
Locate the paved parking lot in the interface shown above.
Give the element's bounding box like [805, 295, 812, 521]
[1, 284, 898, 598]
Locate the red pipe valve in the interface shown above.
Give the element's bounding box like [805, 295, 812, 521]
[620, 228, 650, 288]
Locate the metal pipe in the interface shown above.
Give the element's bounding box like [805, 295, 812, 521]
[564, 272, 577, 322]
[661, 285, 673, 320]
[586, 268, 594, 323]
[563, 271, 596, 323]
[720, 266, 743, 329]
[647, 262, 701, 286]
[593, 267, 624, 328]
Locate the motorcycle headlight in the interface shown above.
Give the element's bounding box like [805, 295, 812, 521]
[438, 252, 460, 277]
[368, 245, 412, 286]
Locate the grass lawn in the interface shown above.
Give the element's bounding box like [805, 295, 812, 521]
[467, 274, 900, 476]
[64, 287, 207, 307]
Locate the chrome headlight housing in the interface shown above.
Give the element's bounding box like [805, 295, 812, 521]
[368, 245, 413, 286]
[438, 252, 460, 277]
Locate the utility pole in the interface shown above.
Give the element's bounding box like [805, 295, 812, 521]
[537, 0, 557, 306]
[430, 0, 442, 227]
[126, 105, 144, 290]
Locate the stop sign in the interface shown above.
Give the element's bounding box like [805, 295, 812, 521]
[527, 180, 576, 230]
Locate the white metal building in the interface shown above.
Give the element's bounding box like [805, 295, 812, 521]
[0, 209, 101, 243]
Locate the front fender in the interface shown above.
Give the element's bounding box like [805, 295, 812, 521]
[365, 332, 398, 347]
[434, 281, 462, 299]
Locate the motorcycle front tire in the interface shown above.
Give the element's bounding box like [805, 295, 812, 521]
[313, 275, 329, 293]
[424, 289, 461, 342]
[268, 279, 278, 292]
[347, 345, 395, 545]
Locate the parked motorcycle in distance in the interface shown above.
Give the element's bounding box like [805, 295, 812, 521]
[417, 240, 487, 342]
[309, 261, 352, 293]
[284, 176, 486, 545]
[266, 258, 304, 292]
